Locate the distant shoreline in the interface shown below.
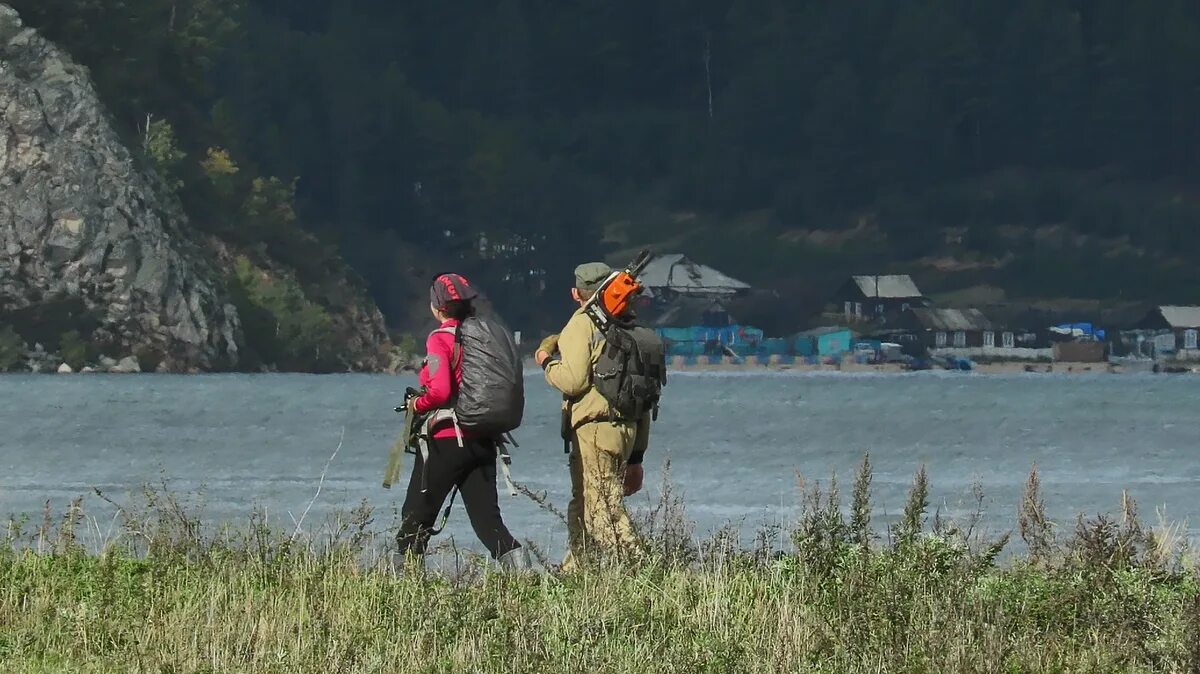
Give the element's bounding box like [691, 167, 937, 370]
[3, 360, 1195, 376]
[663, 360, 1198, 375]
[515, 356, 1199, 375]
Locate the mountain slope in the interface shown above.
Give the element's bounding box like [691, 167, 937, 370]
[0, 5, 394, 372]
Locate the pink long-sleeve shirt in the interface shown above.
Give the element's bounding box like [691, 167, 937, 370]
[414, 319, 467, 439]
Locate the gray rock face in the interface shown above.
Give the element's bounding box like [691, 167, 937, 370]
[0, 5, 239, 371]
[109, 355, 140, 374]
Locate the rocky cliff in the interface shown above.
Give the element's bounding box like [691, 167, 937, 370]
[0, 5, 240, 371]
[0, 5, 395, 372]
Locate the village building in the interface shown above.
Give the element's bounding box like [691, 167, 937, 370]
[831, 274, 930, 322]
[638, 253, 753, 329]
[1124, 306, 1200, 360]
[795, 326, 854, 358]
[881, 307, 1050, 360]
[906, 308, 995, 349]
[639, 254, 752, 302]
[645, 298, 734, 328]
[636, 254, 762, 357]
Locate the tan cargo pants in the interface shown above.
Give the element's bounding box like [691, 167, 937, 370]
[561, 420, 641, 571]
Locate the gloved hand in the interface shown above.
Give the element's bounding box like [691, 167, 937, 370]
[404, 386, 423, 400]
[403, 386, 423, 414]
[538, 334, 560, 356]
[623, 464, 644, 497]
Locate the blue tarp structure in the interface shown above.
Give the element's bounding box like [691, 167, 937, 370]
[1053, 322, 1107, 341]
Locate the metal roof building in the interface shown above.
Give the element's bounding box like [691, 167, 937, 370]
[1155, 306, 1200, 329]
[910, 308, 995, 332]
[1134, 305, 1200, 330]
[639, 254, 751, 298]
[850, 275, 923, 299]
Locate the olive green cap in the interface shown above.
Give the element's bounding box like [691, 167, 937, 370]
[574, 262, 612, 291]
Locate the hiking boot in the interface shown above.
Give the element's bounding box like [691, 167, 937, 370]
[391, 550, 425, 576]
[497, 547, 536, 573]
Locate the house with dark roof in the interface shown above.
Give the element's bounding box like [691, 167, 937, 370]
[1126, 306, 1200, 359]
[831, 274, 930, 322]
[905, 308, 995, 349]
[882, 307, 1050, 360]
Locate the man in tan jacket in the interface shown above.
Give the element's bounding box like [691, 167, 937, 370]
[536, 262, 651, 570]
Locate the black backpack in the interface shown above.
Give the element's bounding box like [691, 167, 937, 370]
[593, 322, 667, 421]
[442, 314, 524, 436]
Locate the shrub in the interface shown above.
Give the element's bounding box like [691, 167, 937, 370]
[58, 330, 92, 370]
[394, 332, 418, 357]
[134, 345, 166, 373]
[200, 146, 240, 202]
[142, 118, 187, 192]
[0, 325, 25, 371]
[228, 256, 338, 372]
[243, 176, 299, 236]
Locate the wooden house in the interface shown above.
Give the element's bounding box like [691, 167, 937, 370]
[1130, 306, 1200, 358]
[899, 308, 995, 349]
[831, 275, 930, 322]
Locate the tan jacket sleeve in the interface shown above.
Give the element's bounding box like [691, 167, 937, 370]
[544, 312, 592, 399]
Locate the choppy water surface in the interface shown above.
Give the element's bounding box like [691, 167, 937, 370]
[1, 372, 1197, 554]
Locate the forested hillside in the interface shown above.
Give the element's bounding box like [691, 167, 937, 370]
[13, 0, 1200, 336]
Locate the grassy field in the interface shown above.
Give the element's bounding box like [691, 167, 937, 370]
[2, 460, 1199, 673]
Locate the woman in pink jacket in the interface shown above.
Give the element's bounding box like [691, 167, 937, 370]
[395, 273, 527, 569]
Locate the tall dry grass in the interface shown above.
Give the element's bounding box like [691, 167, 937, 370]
[1, 457, 1198, 673]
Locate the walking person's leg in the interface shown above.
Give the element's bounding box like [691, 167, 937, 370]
[562, 439, 587, 572]
[569, 422, 641, 568]
[395, 438, 467, 561]
[456, 439, 523, 563]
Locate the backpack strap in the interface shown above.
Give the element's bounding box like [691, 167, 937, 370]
[432, 325, 465, 397]
[432, 325, 458, 370]
[451, 326, 464, 384]
[416, 433, 432, 491]
[496, 433, 519, 497]
[429, 487, 458, 535]
[424, 408, 463, 448]
[427, 325, 465, 446]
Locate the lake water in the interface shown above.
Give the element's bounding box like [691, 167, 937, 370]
[1, 372, 1197, 556]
